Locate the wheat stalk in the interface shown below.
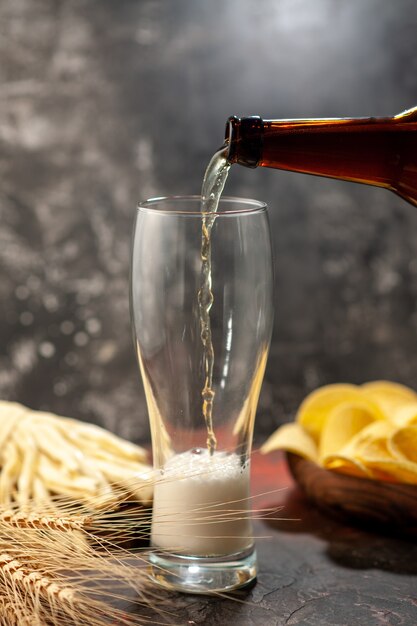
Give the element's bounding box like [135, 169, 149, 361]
[0, 508, 92, 532]
[0, 539, 163, 626]
[0, 552, 75, 601]
[0, 594, 37, 626]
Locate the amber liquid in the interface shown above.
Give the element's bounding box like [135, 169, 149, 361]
[199, 147, 231, 454]
[260, 107, 417, 207]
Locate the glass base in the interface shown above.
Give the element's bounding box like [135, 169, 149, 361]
[148, 547, 257, 594]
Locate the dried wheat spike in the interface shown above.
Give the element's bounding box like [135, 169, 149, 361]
[0, 508, 92, 532]
[0, 595, 39, 626]
[0, 553, 75, 603]
[0, 551, 154, 626]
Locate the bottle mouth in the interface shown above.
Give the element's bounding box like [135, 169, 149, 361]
[224, 116, 263, 168]
[224, 116, 240, 162]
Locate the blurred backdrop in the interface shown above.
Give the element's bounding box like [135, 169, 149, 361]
[1, 0, 417, 445]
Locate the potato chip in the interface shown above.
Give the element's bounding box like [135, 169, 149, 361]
[361, 380, 417, 414]
[388, 425, 417, 463]
[358, 437, 392, 460]
[360, 458, 417, 484]
[391, 403, 417, 427]
[323, 453, 371, 478]
[318, 401, 383, 461]
[345, 421, 417, 484]
[260, 422, 318, 462]
[341, 420, 395, 454]
[322, 421, 394, 477]
[321, 420, 386, 470]
[296, 383, 387, 442]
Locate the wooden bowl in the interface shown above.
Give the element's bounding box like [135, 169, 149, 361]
[286, 452, 417, 534]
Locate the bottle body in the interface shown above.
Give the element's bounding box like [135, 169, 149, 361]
[225, 108, 417, 207]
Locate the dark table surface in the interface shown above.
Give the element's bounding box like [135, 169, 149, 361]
[152, 452, 417, 625]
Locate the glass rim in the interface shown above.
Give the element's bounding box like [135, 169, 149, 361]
[137, 195, 267, 216]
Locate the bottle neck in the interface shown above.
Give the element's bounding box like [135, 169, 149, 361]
[225, 116, 264, 168]
[224, 109, 417, 207]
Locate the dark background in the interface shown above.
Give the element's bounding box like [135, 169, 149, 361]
[1, 0, 417, 445]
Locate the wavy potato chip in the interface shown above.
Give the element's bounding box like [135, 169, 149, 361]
[388, 425, 417, 463]
[296, 383, 386, 442]
[327, 421, 417, 485]
[322, 422, 392, 478]
[319, 401, 383, 461]
[260, 422, 318, 462]
[360, 458, 417, 484]
[322, 455, 371, 478]
[338, 421, 395, 472]
[338, 420, 395, 454]
[361, 380, 417, 414]
[356, 437, 392, 461]
[391, 403, 417, 427]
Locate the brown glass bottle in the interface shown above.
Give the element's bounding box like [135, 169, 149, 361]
[225, 107, 417, 207]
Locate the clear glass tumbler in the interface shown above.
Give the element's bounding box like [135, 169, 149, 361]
[131, 196, 274, 593]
